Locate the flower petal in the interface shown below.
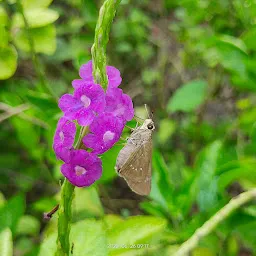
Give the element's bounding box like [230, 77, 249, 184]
[79, 60, 94, 82]
[76, 109, 95, 126]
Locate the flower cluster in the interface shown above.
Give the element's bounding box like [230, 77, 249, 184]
[53, 61, 134, 187]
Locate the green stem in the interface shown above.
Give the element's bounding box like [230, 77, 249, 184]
[16, 0, 57, 100]
[91, 0, 121, 89]
[55, 179, 74, 256]
[174, 188, 256, 256]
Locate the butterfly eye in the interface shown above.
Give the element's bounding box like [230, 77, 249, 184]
[147, 124, 154, 130]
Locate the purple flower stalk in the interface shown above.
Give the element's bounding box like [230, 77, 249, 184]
[53, 60, 134, 188]
[83, 113, 124, 154]
[61, 150, 102, 187]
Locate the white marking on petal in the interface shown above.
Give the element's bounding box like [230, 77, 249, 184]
[113, 103, 125, 116]
[59, 131, 65, 142]
[75, 165, 87, 176]
[103, 131, 115, 143]
[80, 95, 91, 108]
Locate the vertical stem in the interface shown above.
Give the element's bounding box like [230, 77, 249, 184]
[16, 0, 57, 100]
[91, 0, 121, 89]
[55, 180, 74, 256]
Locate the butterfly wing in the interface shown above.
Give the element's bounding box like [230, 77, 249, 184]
[117, 139, 152, 195]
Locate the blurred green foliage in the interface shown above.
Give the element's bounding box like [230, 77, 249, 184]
[0, 0, 256, 255]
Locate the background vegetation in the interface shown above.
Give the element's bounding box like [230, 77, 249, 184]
[0, 0, 256, 255]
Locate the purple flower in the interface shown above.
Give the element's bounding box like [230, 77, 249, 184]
[58, 83, 105, 126]
[83, 113, 124, 154]
[105, 88, 134, 123]
[53, 117, 76, 162]
[61, 149, 102, 187]
[79, 60, 122, 88]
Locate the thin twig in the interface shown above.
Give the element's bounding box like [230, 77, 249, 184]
[0, 102, 49, 128]
[174, 188, 256, 256]
[0, 103, 29, 123]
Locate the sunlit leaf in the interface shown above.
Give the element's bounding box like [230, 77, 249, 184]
[71, 220, 107, 256]
[0, 228, 13, 256]
[12, 8, 59, 28]
[0, 46, 17, 80]
[73, 186, 104, 219]
[167, 80, 207, 113]
[21, 0, 53, 9]
[14, 24, 57, 55]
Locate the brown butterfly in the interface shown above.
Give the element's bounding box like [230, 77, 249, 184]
[115, 116, 155, 196]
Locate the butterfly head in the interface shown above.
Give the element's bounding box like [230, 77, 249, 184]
[140, 119, 155, 131]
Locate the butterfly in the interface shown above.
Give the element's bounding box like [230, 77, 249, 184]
[115, 107, 155, 195]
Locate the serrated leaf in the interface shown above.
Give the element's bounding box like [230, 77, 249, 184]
[12, 8, 58, 28]
[0, 228, 13, 256]
[167, 80, 207, 113]
[0, 46, 18, 80]
[14, 24, 57, 55]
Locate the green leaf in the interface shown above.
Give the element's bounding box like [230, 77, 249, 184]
[0, 6, 8, 26]
[218, 34, 248, 54]
[73, 186, 104, 219]
[26, 90, 58, 112]
[16, 215, 40, 236]
[192, 247, 215, 256]
[0, 26, 8, 48]
[0, 194, 25, 234]
[14, 24, 57, 55]
[0, 192, 5, 208]
[242, 27, 256, 51]
[167, 80, 207, 113]
[38, 233, 57, 256]
[70, 220, 107, 256]
[196, 141, 222, 212]
[0, 228, 13, 256]
[21, 0, 53, 9]
[107, 216, 166, 254]
[12, 8, 59, 28]
[103, 214, 123, 230]
[158, 119, 176, 144]
[11, 117, 42, 160]
[0, 46, 18, 80]
[217, 159, 256, 192]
